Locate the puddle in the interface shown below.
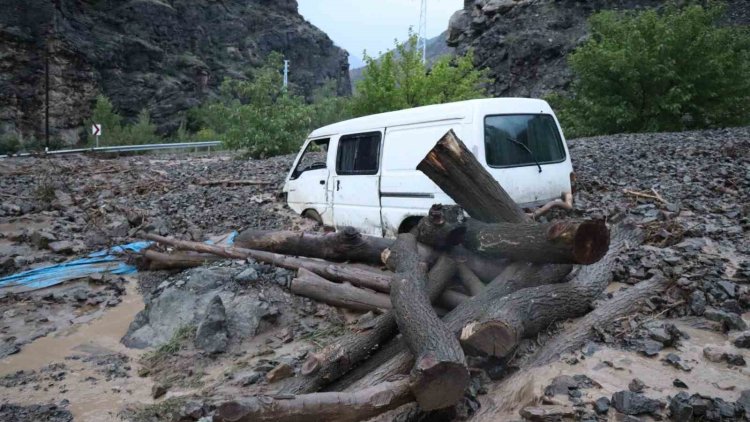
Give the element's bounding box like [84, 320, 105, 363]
[0, 277, 156, 421]
[474, 320, 750, 421]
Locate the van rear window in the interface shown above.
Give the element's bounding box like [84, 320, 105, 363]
[484, 114, 566, 168]
[336, 132, 381, 175]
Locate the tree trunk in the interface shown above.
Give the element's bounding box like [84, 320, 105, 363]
[135, 249, 221, 271]
[438, 290, 471, 309]
[414, 204, 467, 249]
[462, 219, 610, 265]
[141, 233, 392, 292]
[234, 226, 392, 265]
[388, 233, 469, 411]
[291, 268, 392, 313]
[459, 224, 642, 358]
[279, 255, 457, 395]
[213, 378, 412, 422]
[457, 263, 485, 296]
[416, 130, 528, 224]
[343, 224, 638, 391]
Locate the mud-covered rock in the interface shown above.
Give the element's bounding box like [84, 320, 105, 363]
[194, 295, 229, 354]
[611, 391, 664, 416]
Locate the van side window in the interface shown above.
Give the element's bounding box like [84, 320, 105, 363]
[292, 138, 329, 179]
[336, 132, 381, 175]
[484, 114, 566, 168]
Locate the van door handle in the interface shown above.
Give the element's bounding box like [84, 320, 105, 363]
[319, 180, 325, 185]
[336, 180, 341, 191]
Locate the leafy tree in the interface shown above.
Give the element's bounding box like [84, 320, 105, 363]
[200, 52, 314, 158]
[87, 95, 124, 146]
[352, 33, 491, 116]
[124, 109, 160, 145]
[310, 80, 353, 130]
[554, 1, 750, 137]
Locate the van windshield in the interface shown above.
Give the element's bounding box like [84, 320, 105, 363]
[484, 114, 565, 168]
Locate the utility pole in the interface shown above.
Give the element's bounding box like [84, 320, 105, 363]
[418, 0, 427, 64]
[283, 60, 289, 89]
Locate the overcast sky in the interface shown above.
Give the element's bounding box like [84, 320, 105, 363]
[298, 0, 463, 68]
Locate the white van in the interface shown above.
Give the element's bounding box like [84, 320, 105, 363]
[282, 98, 573, 238]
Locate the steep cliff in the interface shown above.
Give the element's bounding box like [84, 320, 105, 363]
[0, 0, 350, 145]
[448, 0, 750, 98]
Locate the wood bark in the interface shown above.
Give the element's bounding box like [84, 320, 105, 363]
[416, 130, 528, 224]
[457, 263, 485, 296]
[234, 226, 392, 265]
[141, 233, 392, 292]
[343, 224, 638, 391]
[279, 255, 456, 395]
[459, 224, 642, 358]
[462, 219, 610, 265]
[388, 233, 469, 411]
[213, 377, 412, 422]
[438, 290, 471, 309]
[291, 268, 392, 313]
[414, 204, 467, 249]
[135, 249, 221, 271]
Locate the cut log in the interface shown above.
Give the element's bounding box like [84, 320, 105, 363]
[462, 219, 610, 265]
[213, 377, 412, 422]
[291, 268, 391, 313]
[140, 233, 391, 292]
[417, 130, 528, 223]
[235, 226, 392, 265]
[135, 249, 220, 271]
[457, 263, 485, 296]
[414, 204, 467, 249]
[438, 290, 471, 309]
[459, 224, 641, 357]
[343, 224, 638, 391]
[280, 255, 457, 395]
[388, 234, 469, 410]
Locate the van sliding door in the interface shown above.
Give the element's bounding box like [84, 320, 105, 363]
[332, 130, 383, 236]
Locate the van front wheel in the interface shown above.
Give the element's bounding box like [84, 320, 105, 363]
[302, 209, 323, 225]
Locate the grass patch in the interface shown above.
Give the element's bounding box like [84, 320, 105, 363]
[141, 325, 195, 365]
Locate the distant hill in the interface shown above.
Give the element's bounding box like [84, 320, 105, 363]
[349, 31, 454, 91]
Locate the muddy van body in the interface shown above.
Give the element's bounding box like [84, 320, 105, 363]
[282, 98, 573, 237]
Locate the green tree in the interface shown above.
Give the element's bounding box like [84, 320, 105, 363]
[124, 109, 160, 145]
[352, 33, 491, 116]
[555, 1, 750, 137]
[310, 80, 353, 129]
[201, 52, 314, 158]
[87, 95, 124, 146]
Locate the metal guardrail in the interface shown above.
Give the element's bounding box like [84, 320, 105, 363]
[0, 141, 223, 159]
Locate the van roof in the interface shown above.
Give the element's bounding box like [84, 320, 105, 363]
[308, 98, 553, 138]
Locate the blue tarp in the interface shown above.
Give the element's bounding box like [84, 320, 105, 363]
[0, 241, 152, 293]
[0, 231, 239, 294]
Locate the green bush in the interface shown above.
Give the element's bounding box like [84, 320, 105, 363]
[351, 33, 491, 116]
[0, 133, 20, 155]
[199, 52, 315, 158]
[123, 109, 159, 145]
[87, 95, 124, 146]
[554, 1, 750, 138]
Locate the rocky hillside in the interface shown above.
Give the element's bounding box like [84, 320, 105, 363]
[0, 0, 351, 145]
[448, 0, 750, 98]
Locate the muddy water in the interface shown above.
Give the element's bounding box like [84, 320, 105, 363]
[0, 278, 156, 421]
[474, 320, 750, 421]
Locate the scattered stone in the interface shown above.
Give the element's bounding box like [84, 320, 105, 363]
[235, 267, 259, 283]
[594, 397, 610, 415]
[725, 353, 746, 366]
[48, 241, 74, 254]
[733, 332, 750, 349]
[669, 392, 694, 421]
[673, 379, 688, 389]
[629, 378, 645, 393]
[704, 308, 748, 331]
[611, 391, 664, 416]
[703, 346, 727, 363]
[195, 295, 229, 354]
[664, 353, 692, 371]
[151, 383, 168, 399]
[519, 405, 575, 421]
[689, 291, 707, 316]
[265, 362, 293, 383]
[636, 339, 663, 357]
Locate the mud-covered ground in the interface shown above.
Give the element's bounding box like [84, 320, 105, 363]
[0, 127, 749, 422]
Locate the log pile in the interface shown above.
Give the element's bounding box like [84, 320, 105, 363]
[139, 130, 649, 422]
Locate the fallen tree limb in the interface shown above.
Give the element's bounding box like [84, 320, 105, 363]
[457, 263, 485, 296]
[140, 233, 391, 292]
[414, 204, 466, 250]
[291, 269, 391, 313]
[463, 219, 610, 265]
[344, 224, 637, 391]
[235, 226, 392, 265]
[460, 224, 640, 358]
[389, 234, 469, 410]
[280, 255, 457, 395]
[213, 377, 412, 422]
[135, 249, 221, 271]
[529, 192, 573, 219]
[417, 130, 528, 224]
